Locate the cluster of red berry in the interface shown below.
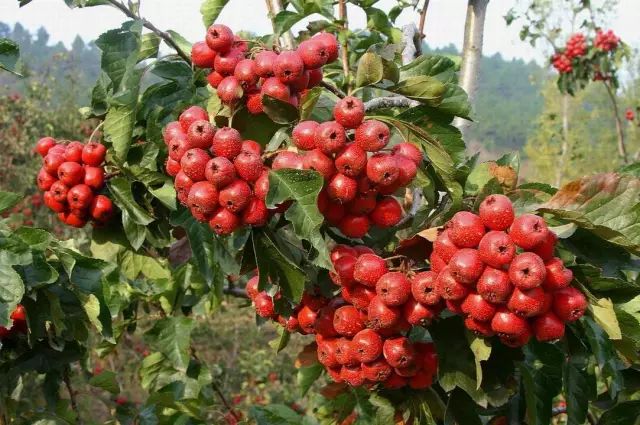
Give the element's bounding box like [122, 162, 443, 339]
[595, 29, 620, 51]
[191, 24, 338, 112]
[247, 245, 439, 390]
[564, 33, 587, 59]
[431, 194, 587, 347]
[164, 106, 271, 234]
[0, 305, 27, 340]
[35, 137, 113, 228]
[625, 108, 635, 122]
[274, 96, 419, 238]
[551, 53, 573, 74]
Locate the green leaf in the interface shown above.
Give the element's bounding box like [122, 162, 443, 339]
[108, 177, 154, 225]
[465, 162, 497, 196]
[0, 191, 22, 214]
[437, 84, 472, 120]
[269, 326, 291, 353]
[299, 86, 323, 121]
[430, 317, 486, 405]
[0, 38, 21, 76]
[266, 169, 331, 268]
[166, 30, 193, 59]
[400, 55, 458, 84]
[297, 363, 322, 397]
[122, 210, 146, 250]
[0, 265, 25, 327]
[390, 76, 446, 102]
[201, 0, 231, 27]
[444, 388, 482, 425]
[138, 33, 160, 61]
[355, 52, 384, 87]
[252, 230, 306, 302]
[538, 173, 640, 256]
[581, 317, 624, 399]
[273, 10, 305, 36]
[590, 297, 622, 340]
[520, 340, 564, 425]
[467, 334, 491, 389]
[95, 21, 142, 90]
[144, 317, 195, 372]
[262, 95, 299, 124]
[149, 180, 177, 210]
[563, 334, 596, 425]
[88, 370, 120, 394]
[103, 68, 143, 161]
[597, 400, 640, 425]
[21, 254, 59, 287]
[13, 227, 53, 251]
[250, 405, 302, 425]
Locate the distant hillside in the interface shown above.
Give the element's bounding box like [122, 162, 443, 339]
[0, 23, 545, 153]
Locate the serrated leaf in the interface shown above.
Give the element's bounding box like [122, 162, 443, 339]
[88, 371, 120, 394]
[273, 10, 305, 36]
[0, 38, 21, 76]
[563, 335, 595, 425]
[13, 227, 52, 251]
[108, 177, 154, 225]
[166, 30, 192, 59]
[400, 54, 458, 83]
[269, 326, 291, 353]
[138, 33, 160, 61]
[391, 76, 446, 102]
[520, 340, 564, 425]
[0, 191, 22, 214]
[144, 317, 195, 372]
[266, 169, 331, 268]
[539, 173, 640, 256]
[250, 405, 302, 425]
[297, 363, 322, 397]
[95, 21, 142, 89]
[0, 265, 25, 327]
[262, 95, 299, 124]
[355, 52, 383, 87]
[200, 0, 230, 27]
[122, 210, 146, 250]
[104, 68, 142, 160]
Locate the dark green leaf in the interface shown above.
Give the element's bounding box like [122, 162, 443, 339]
[444, 388, 482, 425]
[273, 11, 305, 36]
[597, 400, 640, 425]
[520, 340, 564, 425]
[582, 317, 625, 399]
[95, 20, 142, 89]
[0, 265, 25, 327]
[144, 317, 195, 372]
[297, 363, 322, 396]
[88, 371, 120, 394]
[108, 177, 154, 225]
[266, 169, 331, 268]
[262, 95, 299, 124]
[250, 404, 302, 425]
[13, 227, 53, 251]
[0, 38, 20, 76]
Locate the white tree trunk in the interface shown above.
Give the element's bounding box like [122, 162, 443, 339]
[455, 0, 489, 132]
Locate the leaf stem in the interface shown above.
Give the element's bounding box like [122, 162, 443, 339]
[104, 0, 191, 63]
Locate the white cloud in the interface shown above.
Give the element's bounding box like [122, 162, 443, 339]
[1, 0, 637, 65]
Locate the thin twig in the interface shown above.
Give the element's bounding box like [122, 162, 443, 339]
[602, 79, 628, 163]
[418, 0, 430, 40]
[63, 367, 83, 425]
[320, 80, 347, 98]
[104, 0, 191, 63]
[364, 96, 420, 111]
[337, 0, 350, 90]
[190, 346, 239, 420]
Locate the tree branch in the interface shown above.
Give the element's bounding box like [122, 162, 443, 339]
[337, 0, 351, 90]
[190, 346, 239, 420]
[418, 0, 431, 40]
[401, 24, 421, 64]
[320, 80, 347, 98]
[63, 367, 82, 425]
[364, 96, 420, 111]
[602, 80, 628, 163]
[104, 0, 191, 63]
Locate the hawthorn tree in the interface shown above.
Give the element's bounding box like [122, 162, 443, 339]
[1, 1, 640, 424]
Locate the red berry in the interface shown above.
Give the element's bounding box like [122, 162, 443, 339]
[383, 337, 415, 368]
[362, 358, 393, 382]
[491, 308, 530, 339]
[335, 144, 367, 177]
[448, 211, 485, 248]
[433, 229, 458, 262]
[465, 316, 495, 337]
[63, 141, 84, 162]
[327, 173, 357, 203]
[314, 121, 346, 154]
[462, 292, 497, 322]
[179, 106, 208, 132]
[233, 151, 263, 182]
[205, 157, 236, 188]
[341, 285, 375, 309]
[274, 50, 304, 84]
[477, 231, 515, 269]
[81, 142, 106, 166]
[367, 296, 401, 330]
[333, 305, 365, 337]
[297, 39, 329, 70]
[436, 267, 469, 301]
[411, 271, 440, 305]
[187, 181, 219, 216]
[292, 121, 319, 151]
[477, 267, 512, 304]
[338, 214, 370, 238]
[376, 272, 411, 306]
[261, 77, 290, 102]
[205, 24, 234, 52]
[90, 195, 114, 222]
[180, 148, 210, 181]
[507, 287, 549, 318]
[532, 312, 565, 342]
[254, 50, 278, 78]
[207, 71, 225, 88]
[448, 248, 484, 284]
[67, 184, 93, 211]
[58, 162, 85, 187]
[64, 212, 88, 228]
[307, 67, 323, 87]
[187, 120, 215, 150]
[532, 231, 558, 261]
[35, 137, 57, 157]
[509, 252, 546, 289]
[479, 194, 514, 231]
[334, 338, 358, 366]
[302, 149, 336, 179]
[543, 257, 573, 291]
[352, 329, 383, 363]
[403, 298, 438, 326]
[340, 365, 365, 387]
[246, 276, 259, 300]
[191, 41, 217, 68]
[242, 198, 268, 226]
[552, 287, 587, 322]
[217, 76, 244, 104]
[509, 214, 549, 250]
[272, 151, 304, 170]
[50, 181, 69, 203]
[297, 305, 318, 334]
[331, 244, 358, 262]
[253, 170, 269, 199]
[366, 153, 399, 186]
[254, 292, 275, 318]
[317, 339, 340, 368]
[313, 32, 339, 62]
[315, 306, 339, 337]
[218, 179, 251, 213]
[355, 120, 389, 152]
[234, 59, 258, 87]
[168, 134, 190, 162]
[174, 171, 194, 204]
[84, 166, 105, 190]
[211, 127, 242, 159]
[209, 208, 240, 235]
[391, 143, 422, 165]
[44, 191, 66, 213]
[382, 371, 408, 389]
[43, 152, 65, 175]
[334, 96, 365, 129]
[500, 327, 532, 348]
[37, 168, 56, 191]
[331, 254, 357, 287]
[394, 154, 418, 186]
[353, 254, 388, 287]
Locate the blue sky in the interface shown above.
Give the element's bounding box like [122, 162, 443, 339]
[1, 0, 638, 64]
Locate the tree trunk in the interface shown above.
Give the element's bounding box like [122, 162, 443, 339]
[267, 0, 295, 50]
[556, 94, 570, 187]
[603, 80, 628, 164]
[455, 0, 489, 133]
